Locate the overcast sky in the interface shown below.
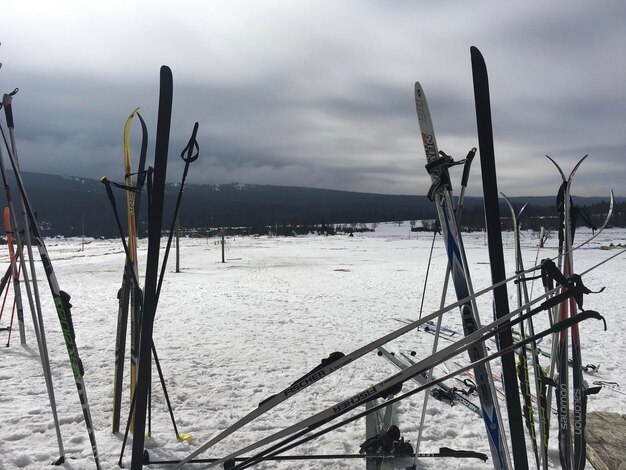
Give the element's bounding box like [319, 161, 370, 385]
[1, 1, 624, 197]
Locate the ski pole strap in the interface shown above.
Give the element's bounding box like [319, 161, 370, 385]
[460, 378, 477, 395]
[529, 258, 604, 310]
[515, 257, 561, 286]
[125, 168, 151, 182]
[540, 258, 569, 287]
[180, 122, 200, 163]
[569, 273, 605, 309]
[104, 178, 142, 193]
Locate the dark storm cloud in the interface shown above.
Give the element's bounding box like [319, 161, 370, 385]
[1, 1, 624, 197]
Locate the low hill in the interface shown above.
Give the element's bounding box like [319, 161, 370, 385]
[3, 172, 621, 237]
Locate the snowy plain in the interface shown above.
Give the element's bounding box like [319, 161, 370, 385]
[0, 223, 625, 470]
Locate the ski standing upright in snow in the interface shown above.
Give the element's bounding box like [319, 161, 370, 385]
[415, 78, 511, 469]
[502, 194, 548, 469]
[130, 65, 173, 470]
[112, 107, 148, 433]
[546, 155, 610, 470]
[470, 45, 529, 470]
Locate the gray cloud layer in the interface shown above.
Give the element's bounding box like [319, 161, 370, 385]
[1, 1, 624, 197]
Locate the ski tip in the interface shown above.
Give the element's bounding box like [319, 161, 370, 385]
[470, 45, 482, 57]
[414, 81, 423, 97]
[127, 107, 141, 118]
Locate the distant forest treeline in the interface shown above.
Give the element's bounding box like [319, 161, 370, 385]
[4, 172, 623, 238]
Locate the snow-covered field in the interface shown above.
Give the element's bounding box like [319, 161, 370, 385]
[1, 223, 625, 469]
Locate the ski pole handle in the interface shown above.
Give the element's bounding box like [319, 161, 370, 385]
[180, 122, 199, 163]
[460, 147, 476, 189]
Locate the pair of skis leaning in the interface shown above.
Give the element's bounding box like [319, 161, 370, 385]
[111, 107, 148, 434]
[415, 50, 519, 468]
[546, 155, 613, 470]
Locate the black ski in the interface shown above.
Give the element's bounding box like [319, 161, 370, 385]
[470, 45, 529, 469]
[130, 65, 173, 470]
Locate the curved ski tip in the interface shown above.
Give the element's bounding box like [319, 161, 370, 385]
[500, 192, 513, 205]
[127, 107, 141, 117]
[576, 153, 590, 167]
[545, 155, 567, 181]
